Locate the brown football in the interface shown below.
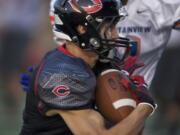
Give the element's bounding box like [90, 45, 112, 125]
[95, 69, 137, 124]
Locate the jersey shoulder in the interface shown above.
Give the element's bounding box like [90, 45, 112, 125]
[36, 48, 96, 110]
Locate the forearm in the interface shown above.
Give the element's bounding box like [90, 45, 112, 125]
[52, 104, 152, 135]
[105, 104, 151, 135]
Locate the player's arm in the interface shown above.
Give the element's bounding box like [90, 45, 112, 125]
[46, 104, 152, 135]
[37, 69, 156, 135]
[47, 72, 156, 135]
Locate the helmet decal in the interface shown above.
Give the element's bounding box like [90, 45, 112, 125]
[82, 0, 102, 14]
[68, 0, 102, 14]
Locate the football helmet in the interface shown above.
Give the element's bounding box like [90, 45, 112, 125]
[53, 0, 135, 60]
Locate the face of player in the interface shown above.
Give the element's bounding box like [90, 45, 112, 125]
[100, 23, 119, 39]
[67, 25, 99, 67]
[71, 23, 118, 67]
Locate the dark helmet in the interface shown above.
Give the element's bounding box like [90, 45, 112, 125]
[53, 0, 135, 60]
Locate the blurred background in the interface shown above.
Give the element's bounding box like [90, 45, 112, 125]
[0, 0, 180, 135]
[0, 0, 54, 134]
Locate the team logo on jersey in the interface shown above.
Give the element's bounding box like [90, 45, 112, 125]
[52, 85, 70, 97]
[68, 0, 102, 14]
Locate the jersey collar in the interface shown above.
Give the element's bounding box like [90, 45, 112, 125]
[57, 45, 75, 57]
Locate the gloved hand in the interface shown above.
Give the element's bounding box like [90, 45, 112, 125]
[131, 79, 157, 116]
[20, 66, 34, 92]
[119, 72, 157, 116]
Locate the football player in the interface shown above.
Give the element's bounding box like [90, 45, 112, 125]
[20, 0, 156, 135]
[115, 0, 180, 86]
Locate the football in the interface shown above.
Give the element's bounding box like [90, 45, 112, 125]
[95, 69, 137, 124]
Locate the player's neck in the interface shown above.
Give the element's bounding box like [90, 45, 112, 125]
[65, 42, 98, 68]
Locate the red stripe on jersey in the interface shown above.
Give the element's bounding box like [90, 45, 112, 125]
[34, 63, 44, 96]
[57, 45, 76, 57]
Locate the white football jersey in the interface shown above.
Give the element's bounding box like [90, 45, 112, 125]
[116, 0, 180, 86]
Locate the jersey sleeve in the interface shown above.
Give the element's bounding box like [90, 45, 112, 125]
[37, 72, 96, 110]
[141, 0, 180, 30]
[156, 0, 180, 29]
[169, 0, 180, 30]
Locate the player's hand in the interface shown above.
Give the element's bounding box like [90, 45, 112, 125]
[132, 81, 157, 116]
[119, 73, 157, 116]
[20, 66, 34, 92]
[130, 75, 157, 116]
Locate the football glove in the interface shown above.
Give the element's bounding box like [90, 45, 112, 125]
[20, 66, 34, 92]
[119, 72, 157, 116]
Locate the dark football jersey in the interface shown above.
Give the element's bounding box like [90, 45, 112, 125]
[20, 46, 96, 135]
